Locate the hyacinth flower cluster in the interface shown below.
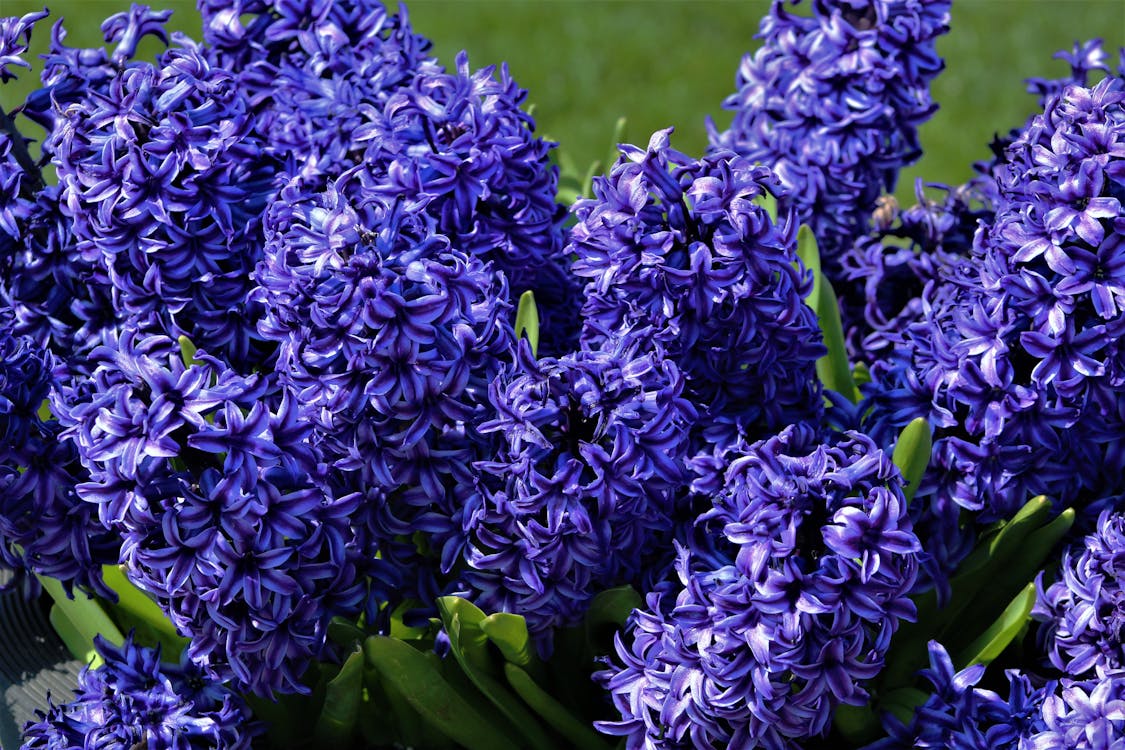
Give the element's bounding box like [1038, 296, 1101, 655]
[599, 425, 921, 749]
[22, 635, 258, 750]
[868, 641, 1125, 750]
[710, 0, 952, 276]
[465, 338, 696, 644]
[197, 0, 434, 177]
[46, 15, 277, 368]
[0, 324, 118, 596]
[570, 128, 825, 457]
[1034, 510, 1125, 680]
[2, 0, 1125, 748]
[838, 181, 991, 364]
[256, 167, 514, 612]
[52, 331, 371, 695]
[858, 50, 1125, 587]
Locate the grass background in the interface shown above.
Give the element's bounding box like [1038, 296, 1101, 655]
[3, 0, 1123, 203]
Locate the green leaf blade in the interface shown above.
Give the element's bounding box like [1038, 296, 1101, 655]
[515, 290, 540, 357]
[891, 418, 932, 504]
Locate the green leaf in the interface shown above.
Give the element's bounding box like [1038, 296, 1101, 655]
[853, 361, 872, 387]
[954, 583, 1036, 669]
[515, 290, 540, 357]
[813, 272, 859, 403]
[37, 398, 52, 421]
[879, 687, 930, 728]
[504, 662, 615, 750]
[583, 585, 642, 652]
[102, 565, 183, 646]
[314, 646, 365, 746]
[49, 604, 100, 666]
[327, 616, 367, 648]
[879, 495, 1052, 689]
[480, 612, 535, 669]
[758, 190, 778, 221]
[443, 609, 559, 750]
[364, 635, 516, 750]
[38, 574, 124, 655]
[796, 225, 821, 281]
[833, 703, 881, 745]
[891, 418, 932, 504]
[177, 335, 198, 368]
[585, 586, 641, 629]
[945, 508, 1075, 655]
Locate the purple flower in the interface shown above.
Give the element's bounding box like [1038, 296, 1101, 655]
[20, 634, 259, 750]
[570, 128, 824, 453]
[863, 641, 1050, 750]
[598, 424, 920, 749]
[860, 60, 1125, 589]
[255, 167, 515, 614]
[1035, 510, 1125, 679]
[839, 181, 992, 363]
[53, 331, 369, 695]
[710, 0, 952, 272]
[465, 337, 696, 647]
[198, 0, 433, 177]
[0, 323, 117, 597]
[48, 29, 277, 367]
[1028, 675, 1125, 750]
[356, 51, 576, 351]
[0, 10, 46, 83]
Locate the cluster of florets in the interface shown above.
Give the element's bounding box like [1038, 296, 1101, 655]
[869, 641, 1125, 750]
[21, 635, 259, 750]
[48, 24, 276, 367]
[52, 332, 368, 695]
[1035, 510, 1125, 679]
[0, 12, 127, 362]
[839, 180, 991, 364]
[599, 425, 921, 749]
[198, 0, 433, 175]
[570, 128, 824, 453]
[858, 56, 1125, 589]
[710, 0, 952, 272]
[0, 325, 117, 596]
[352, 51, 578, 351]
[465, 338, 696, 645]
[255, 166, 514, 609]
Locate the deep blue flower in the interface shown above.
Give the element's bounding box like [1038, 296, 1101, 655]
[255, 167, 515, 615]
[53, 331, 369, 695]
[354, 50, 576, 351]
[598, 424, 920, 749]
[710, 0, 952, 273]
[839, 180, 992, 363]
[47, 27, 277, 368]
[20, 634, 260, 750]
[0, 10, 46, 83]
[1035, 510, 1125, 679]
[570, 128, 823, 454]
[199, 0, 433, 179]
[863, 641, 1051, 750]
[0, 320, 117, 597]
[464, 337, 696, 647]
[1029, 675, 1125, 750]
[860, 58, 1125, 591]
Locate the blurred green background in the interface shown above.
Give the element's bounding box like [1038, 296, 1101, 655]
[2, 0, 1123, 202]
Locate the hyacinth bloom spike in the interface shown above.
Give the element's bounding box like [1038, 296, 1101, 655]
[711, 0, 952, 274]
[20, 634, 259, 749]
[570, 128, 824, 459]
[466, 337, 695, 647]
[599, 425, 921, 748]
[859, 49, 1125, 590]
